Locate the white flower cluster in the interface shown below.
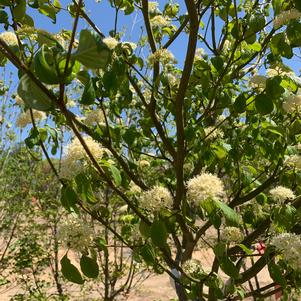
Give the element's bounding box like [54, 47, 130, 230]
[222, 40, 231, 53]
[150, 15, 170, 27]
[129, 181, 142, 194]
[249, 75, 267, 89]
[83, 109, 105, 126]
[282, 94, 301, 113]
[285, 154, 301, 169]
[269, 186, 295, 203]
[103, 37, 119, 50]
[138, 159, 150, 168]
[148, 48, 177, 65]
[60, 136, 104, 179]
[66, 136, 104, 161]
[270, 233, 301, 269]
[121, 41, 137, 52]
[194, 48, 206, 60]
[58, 216, 94, 252]
[16, 110, 46, 128]
[266, 66, 294, 78]
[204, 126, 224, 140]
[0, 31, 18, 47]
[186, 172, 225, 205]
[148, 1, 159, 13]
[182, 259, 205, 278]
[274, 9, 301, 28]
[166, 73, 179, 87]
[15, 94, 24, 105]
[139, 186, 173, 211]
[221, 226, 243, 243]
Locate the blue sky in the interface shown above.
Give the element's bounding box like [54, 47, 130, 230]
[1, 1, 301, 147]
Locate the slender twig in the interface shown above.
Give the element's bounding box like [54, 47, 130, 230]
[72, 0, 105, 38]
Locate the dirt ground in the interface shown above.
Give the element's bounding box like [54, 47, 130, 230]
[0, 247, 278, 301]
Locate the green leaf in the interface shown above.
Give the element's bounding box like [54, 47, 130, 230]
[81, 77, 96, 105]
[255, 193, 267, 205]
[34, 45, 79, 85]
[13, 0, 26, 22]
[214, 242, 226, 258]
[293, 0, 301, 11]
[123, 126, 137, 145]
[286, 21, 301, 47]
[38, 4, 57, 23]
[238, 244, 253, 255]
[0, 0, 12, 5]
[61, 254, 84, 284]
[150, 219, 168, 247]
[139, 244, 156, 266]
[139, 220, 151, 238]
[54, 0, 61, 9]
[34, 45, 60, 84]
[266, 76, 285, 98]
[73, 30, 111, 69]
[57, 58, 80, 84]
[80, 255, 99, 279]
[17, 74, 53, 111]
[95, 237, 107, 251]
[271, 33, 293, 58]
[201, 199, 216, 215]
[209, 211, 222, 229]
[60, 185, 78, 211]
[212, 145, 228, 159]
[219, 256, 240, 279]
[109, 165, 122, 186]
[211, 56, 224, 71]
[233, 94, 246, 113]
[74, 173, 96, 204]
[249, 14, 265, 32]
[0, 11, 8, 24]
[248, 42, 262, 52]
[236, 287, 245, 300]
[25, 127, 40, 148]
[215, 200, 240, 226]
[77, 70, 90, 85]
[22, 14, 34, 26]
[268, 261, 286, 287]
[103, 71, 118, 93]
[245, 30, 256, 44]
[255, 94, 274, 115]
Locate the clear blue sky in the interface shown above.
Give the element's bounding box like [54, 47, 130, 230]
[1, 0, 301, 147]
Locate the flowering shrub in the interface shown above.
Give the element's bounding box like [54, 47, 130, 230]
[1, 0, 301, 300]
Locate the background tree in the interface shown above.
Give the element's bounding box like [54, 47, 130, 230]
[1, 0, 301, 300]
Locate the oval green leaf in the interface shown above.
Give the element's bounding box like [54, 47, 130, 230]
[150, 219, 168, 247]
[73, 30, 111, 69]
[61, 254, 84, 284]
[80, 255, 99, 279]
[17, 74, 53, 111]
[255, 94, 273, 115]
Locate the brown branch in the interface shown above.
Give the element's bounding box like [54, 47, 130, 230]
[174, 0, 199, 209]
[163, 17, 189, 49]
[141, 0, 156, 54]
